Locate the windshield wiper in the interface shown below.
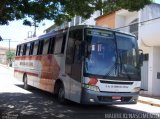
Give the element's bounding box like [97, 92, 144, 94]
[105, 63, 116, 76]
[105, 55, 118, 77]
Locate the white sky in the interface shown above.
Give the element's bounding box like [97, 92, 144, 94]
[155, 0, 160, 3]
[0, 20, 54, 48]
[0, 0, 160, 49]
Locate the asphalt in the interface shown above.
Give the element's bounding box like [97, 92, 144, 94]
[1, 63, 160, 108]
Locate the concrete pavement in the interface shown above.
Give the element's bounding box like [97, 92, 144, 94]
[0, 63, 160, 108]
[138, 95, 160, 107]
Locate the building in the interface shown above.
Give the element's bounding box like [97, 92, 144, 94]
[95, 3, 160, 96]
[0, 46, 16, 65]
[44, 11, 101, 33]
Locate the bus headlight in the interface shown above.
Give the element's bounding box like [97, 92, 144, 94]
[133, 87, 140, 92]
[83, 84, 100, 92]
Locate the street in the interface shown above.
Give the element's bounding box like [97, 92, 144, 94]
[0, 65, 160, 119]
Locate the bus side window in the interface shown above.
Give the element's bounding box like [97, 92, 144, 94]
[29, 42, 34, 55]
[33, 41, 38, 55]
[20, 45, 24, 56]
[37, 40, 44, 55]
[48, 37, 55, 54]
[18, 45, 21, 56]
[54, 34, 65, 54]
[22, 44, 27, 56]
[16, 46, 19, 56]
[26, 43, 30, 56]
[43, 39, 49, 55]
[61, 34, 66, 54]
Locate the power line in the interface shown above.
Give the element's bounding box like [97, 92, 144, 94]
[115, 16, 160, 30]
[0, 40, 20, 42]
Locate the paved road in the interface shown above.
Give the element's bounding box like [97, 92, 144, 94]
[0, 66, 160, 119]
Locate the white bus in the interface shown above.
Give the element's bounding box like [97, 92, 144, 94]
[14, 25, 143, 104]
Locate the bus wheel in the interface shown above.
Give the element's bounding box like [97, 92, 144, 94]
[23, 74, 30, 90]
[58, 85, 66, 104]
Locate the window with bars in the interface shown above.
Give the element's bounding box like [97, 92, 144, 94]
[129, 18, 138, 38]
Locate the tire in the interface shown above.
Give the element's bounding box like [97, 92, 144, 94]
[58, 84, 66, 104]
[23, 74, 31, 90]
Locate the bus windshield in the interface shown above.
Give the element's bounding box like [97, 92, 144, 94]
[84, 29, 140, 80]
[116, 33, 140, 79]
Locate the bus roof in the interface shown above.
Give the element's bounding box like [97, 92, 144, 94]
[17, 25, 135, 45]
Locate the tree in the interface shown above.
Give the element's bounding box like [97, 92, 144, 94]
[6, 50, 15, 66]
[0, 0, 153, 26]
[103, 0, 153, 14]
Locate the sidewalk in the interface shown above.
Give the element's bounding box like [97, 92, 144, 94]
[138, 95, 160, 107]
[0, 64, 160, 107]
[0, 63, 14, 71]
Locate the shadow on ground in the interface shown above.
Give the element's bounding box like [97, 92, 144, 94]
[0, 85, 159, 119]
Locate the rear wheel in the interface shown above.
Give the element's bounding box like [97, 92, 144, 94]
[58, 84, 66, 104]
[23, 74, 31, 90]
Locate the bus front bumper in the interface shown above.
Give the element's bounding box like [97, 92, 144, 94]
[81, 88, 139, 105]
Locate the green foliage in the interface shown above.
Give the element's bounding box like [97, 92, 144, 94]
[6, 50, 15, 63]
[103, 0, 153, 14]
[0, 0, 153, 26]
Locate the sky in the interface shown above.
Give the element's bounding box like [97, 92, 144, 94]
[0, 0, 160, 49]
[0, 20, 54, 48]
[155, 0, 160, 3]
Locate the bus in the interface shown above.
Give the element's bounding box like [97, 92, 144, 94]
[14, 25, 143, 105]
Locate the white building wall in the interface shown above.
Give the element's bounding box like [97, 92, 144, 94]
[115, 15, 125, 29]
[139, 3, 160, 96]
[139, 18, 160, 46]
[147, 47, 153, 95]
[139, 3, 160, 46]
[81, 11, 101, 25]
[152, 47, 160, 96]
[115, 10, 138, 32]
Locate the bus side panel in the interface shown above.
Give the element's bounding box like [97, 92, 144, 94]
[14, 69, 24, 82]
[14, 56, 41, 87]
[14, 55, 60, 93]
[38, 55, 60, 92]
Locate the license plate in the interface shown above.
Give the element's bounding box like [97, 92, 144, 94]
[112, 96, 121, 100]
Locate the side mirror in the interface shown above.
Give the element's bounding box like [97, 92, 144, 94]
[139, 49, 143, 66]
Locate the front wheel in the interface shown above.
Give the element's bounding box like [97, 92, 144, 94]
[58, 85, 66, 104]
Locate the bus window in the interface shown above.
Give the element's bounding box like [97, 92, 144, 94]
[18, 45, 21, 56]
[65, 29, 83, 82]
[43, 39, 49, 55]
[20, 45, 24, 56]
[29, 42, 34, 55]
[22, 44, 27, 56]
[33, 41, 38, 55]
[37, 40, 44, 55]
[16, 46, 19, 56]
[26, 43, 30, 56]
[61, 34, 66, 54]
[54, 35, 64, 54]
[48, 37, 55, 54]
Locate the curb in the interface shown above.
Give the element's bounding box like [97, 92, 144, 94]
[138, 100, 160, 107]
